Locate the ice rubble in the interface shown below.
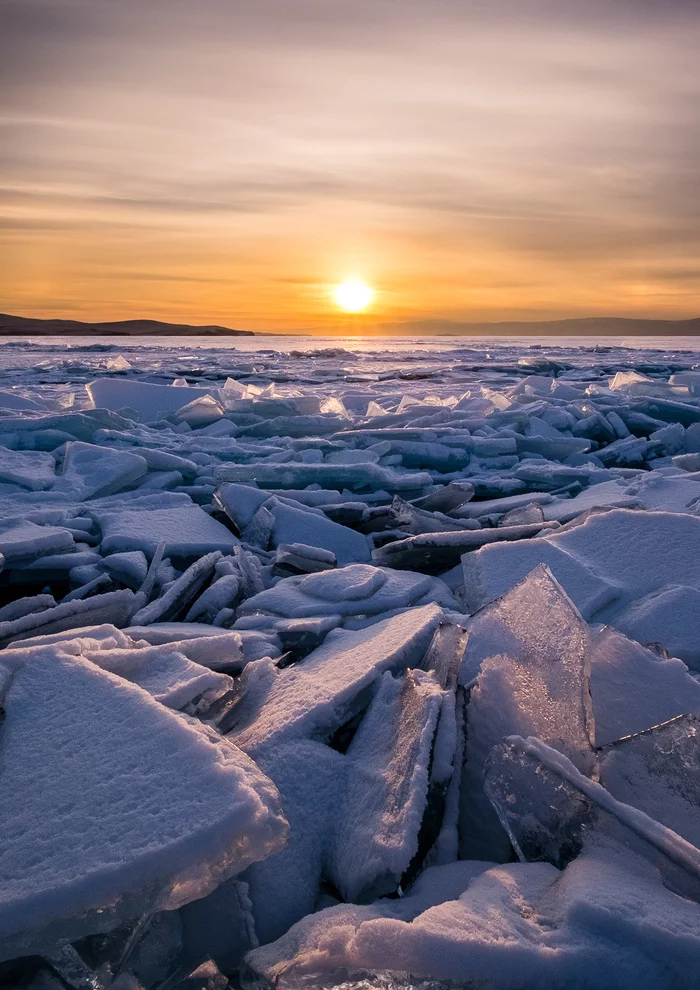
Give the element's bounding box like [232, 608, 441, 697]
[5, 348, 700, 987]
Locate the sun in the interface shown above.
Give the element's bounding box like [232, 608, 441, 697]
[333, 279, 374, 312]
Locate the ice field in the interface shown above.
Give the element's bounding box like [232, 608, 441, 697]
[4, 333, 700, 988]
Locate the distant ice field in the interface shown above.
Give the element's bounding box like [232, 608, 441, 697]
[1, 334, 699, 401]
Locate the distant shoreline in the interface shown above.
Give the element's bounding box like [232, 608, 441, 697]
[1, 312, 699, 338]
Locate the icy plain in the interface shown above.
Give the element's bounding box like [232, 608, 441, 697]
[3, 333, 700, 989]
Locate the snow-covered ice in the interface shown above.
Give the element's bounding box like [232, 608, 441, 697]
[4, 333, 700, 987]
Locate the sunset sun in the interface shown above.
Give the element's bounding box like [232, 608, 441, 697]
[333, 280, 374, 313]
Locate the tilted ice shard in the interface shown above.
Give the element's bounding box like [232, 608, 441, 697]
[227, 604, 442, 758]
[461, 565, 595, 860]
[130, 551, 223, 625]
[372, 522, 558, 574]
[244, 740, 347, 946]
[484, 738, 595, 867]
[53, 441, 148, 500]
[490, 735, 700, 894]
[0, 648, 287, 961]
[0, 590, 135, 648]
[600, 715, 700, 848]
[330, 668, 446, 902]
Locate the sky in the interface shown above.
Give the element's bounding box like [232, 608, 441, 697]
[1, 0, 699, 332]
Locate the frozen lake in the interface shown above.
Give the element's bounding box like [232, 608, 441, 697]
[2, 333, 700, 988]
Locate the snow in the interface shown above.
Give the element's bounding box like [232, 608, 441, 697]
[6, 336, 700, 987]
[248, 844, 700, 989]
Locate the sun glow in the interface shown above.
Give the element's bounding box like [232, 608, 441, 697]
[333, 279, 374, 312]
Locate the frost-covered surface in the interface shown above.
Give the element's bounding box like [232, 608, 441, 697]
[4, 334, 700, 988]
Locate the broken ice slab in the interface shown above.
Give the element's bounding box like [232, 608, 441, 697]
[484, 738, 595, 867]
[463, 507, 700, 625]
[102, 550, 149, 590]
[540, 478, 642, 523]
[131, 551, 222, 625]
[268, 498, 371, 565]
[0, 648, 287, 962]
[214, 460, 433, 493]
[388, 495, 481, 535]
[449, 490, 555, 520]
[92, 503, 238, 561]
[0, 446, 57, 491]
[53, 442, 148, 500]
[86, 377, 222, 422]
[244, 740, 346, 946]
[613, 584, 700, 672]
[170, 393, 225, 428]
[0, 520, 76, 566]
[0, 593, 56, 623]
[227, 604, 442, 758]
[179, 876, 256, 976]
[273, 542, 337, 576]
[330, 668, 446, 903]
[372, 521, 558, 574]
[590, 627, 700, 746]
[185, 572, 242, 623]
[461, 565, 595, 861]
[236, 562, 456, 619]
[42, 942, 111, 990]
[410, 480, 475, 513]
[497, 501, 545, 527]
[600, 715, 700, 849]
[0, 590, 135, 648]
[212, 482, 270, 533]
[430, 684, 467, 865]
[461, 532, 619, 619]
[418, 620, 468, 691]
[85, 642, 234, 710]
[490, 735, 700, 894]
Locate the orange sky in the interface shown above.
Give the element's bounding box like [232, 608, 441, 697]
[1, 0, 699, 332]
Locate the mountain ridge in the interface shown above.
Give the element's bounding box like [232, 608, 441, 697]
[0, 313, 254, 336]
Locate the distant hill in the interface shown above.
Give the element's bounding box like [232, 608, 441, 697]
[376, 316, 700, 336]
[0, 313, 254, 337]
